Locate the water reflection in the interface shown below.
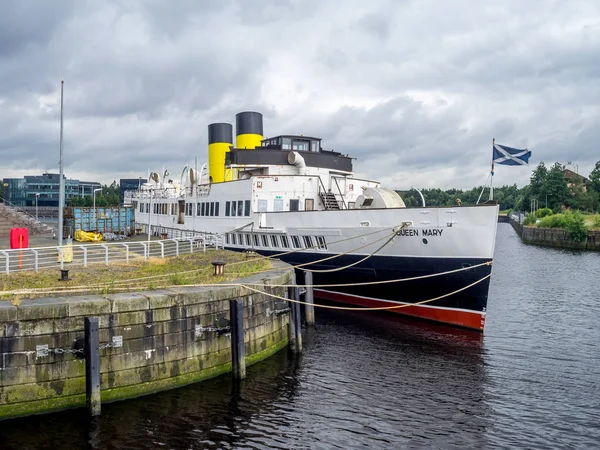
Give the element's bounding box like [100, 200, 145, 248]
[0, 308, 490, 449]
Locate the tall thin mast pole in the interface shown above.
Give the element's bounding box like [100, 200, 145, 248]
[58, 79, 65, 265]
[490, 138, 495, 201]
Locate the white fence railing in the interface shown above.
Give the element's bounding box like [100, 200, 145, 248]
[0, 235, 224, 275]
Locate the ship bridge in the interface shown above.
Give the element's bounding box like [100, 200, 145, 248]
[226, 134, 354, 177]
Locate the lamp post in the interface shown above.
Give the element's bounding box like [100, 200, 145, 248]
[35, 193, 40, 221]
[93, 188, 102, 210]
[93, 188, 102, 230]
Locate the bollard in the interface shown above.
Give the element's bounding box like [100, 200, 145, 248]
[230, 299, 246, 379]
[212, 260, 226, 276]
[287, 285, 303, 353]
[304, 271, 315, 326]
[84, 317, 101, 416]
[58, 269, 70, 281]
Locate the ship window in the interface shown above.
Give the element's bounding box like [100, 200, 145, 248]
[231, 234, 237, 245]
[225, 234, 230, 244]
[245, 234, 251, 246]
[215, 202, 220, 216]
[261, 235, 269, 247]
[305, 199, 314, 211]
[291, 235, 302, 248]
[282, 137, 291, 149]
[201, 203, 205, 216]
[270, 235, 278, 247]
[317, 236, 327, 249]
[231, 201, 237, 217]
[244, 200, 251, 216]
[225, 201, 231, 216]
[237, 201, 244, 216]
[290, 199, 299, 211]
[210, 202, 215, 217]
[311, 141, 319, 152]
[280, 235, 289, 248]
[197, 202, 201, 216]
[140, 203, 143, 213]
[303, 236, 313, 248]
[253, 234, 259, 246]
[292, 140, 309, 151]
[171, 204, 175, 215]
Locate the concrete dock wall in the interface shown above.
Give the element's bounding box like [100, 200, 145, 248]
[509, 217, 600, 250]
[0, 261, 293, 420]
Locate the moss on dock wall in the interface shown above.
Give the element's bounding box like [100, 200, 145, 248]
[0, 261, 293, 420]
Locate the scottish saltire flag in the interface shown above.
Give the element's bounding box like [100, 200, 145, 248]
[493, 143, 531, 166]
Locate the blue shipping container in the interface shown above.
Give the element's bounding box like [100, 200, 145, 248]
[66, 207, 135, 235]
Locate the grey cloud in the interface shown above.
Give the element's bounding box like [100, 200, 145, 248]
[1, 0, 599, 188]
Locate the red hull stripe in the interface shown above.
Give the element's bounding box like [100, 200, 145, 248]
[314, 289, 486, 331]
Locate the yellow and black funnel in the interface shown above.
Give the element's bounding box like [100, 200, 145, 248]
[235, 111, 263, 149]
[208, 122, 233, 183]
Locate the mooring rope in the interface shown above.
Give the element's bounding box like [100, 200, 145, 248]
[292, 223, 408, 273]
[0, 225, 401, 295]
[240, 273, 492, 311]
[0, 261, 492, 300]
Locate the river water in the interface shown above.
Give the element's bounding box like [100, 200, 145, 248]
[1, 223, 599, 449]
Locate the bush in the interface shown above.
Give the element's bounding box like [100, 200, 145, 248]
[523, 214, 537, 226]
[593, 214, 600, 229]
[565, 211, 587, 242]
[536, 207, 553, 218]
[538, 214, 567, 228]
[535, 210, 588, 241]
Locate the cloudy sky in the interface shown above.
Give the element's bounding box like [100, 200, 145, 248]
[1, 0, 599, 190]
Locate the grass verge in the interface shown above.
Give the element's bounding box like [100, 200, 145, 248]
[0, 250, 271, 303]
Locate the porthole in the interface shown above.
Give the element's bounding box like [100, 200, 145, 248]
[422, 238, 428, 244]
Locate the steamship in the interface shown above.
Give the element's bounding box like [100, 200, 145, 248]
[132, 112, 499, 331]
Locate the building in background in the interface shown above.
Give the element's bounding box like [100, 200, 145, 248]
[563, 169, 589, 192]
[3, 173, 101, 207]
[120, 178, 143, 205]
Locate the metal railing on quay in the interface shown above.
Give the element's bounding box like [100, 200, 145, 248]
[0, 235, 224, 276]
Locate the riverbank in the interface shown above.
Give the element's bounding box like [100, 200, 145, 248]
[509, 216, 600, 250]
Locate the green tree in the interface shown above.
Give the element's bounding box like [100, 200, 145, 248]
[529, 162, 548, 198]
[590, 161, 600, 194]
[545, 162, 570, 211]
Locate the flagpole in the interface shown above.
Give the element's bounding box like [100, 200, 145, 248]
[490, 138, 495, 201]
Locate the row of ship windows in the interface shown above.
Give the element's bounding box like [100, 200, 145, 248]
[139, 201, 251, 217]
[226, 233, 328, 250]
